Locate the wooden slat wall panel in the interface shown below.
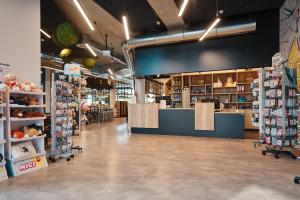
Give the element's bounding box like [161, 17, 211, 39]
[128, 104, 159, 128]
[195, 103, 214, 130]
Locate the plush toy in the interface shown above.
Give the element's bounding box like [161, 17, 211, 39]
[4, 74, 22, 91]
[31, 83, 42, 93]
[11, 130, 25, 139]
[11, 109, 23, 118]
[24, 127, 39, 137]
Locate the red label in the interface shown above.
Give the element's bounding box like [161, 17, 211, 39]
[19, 161, 36, 171]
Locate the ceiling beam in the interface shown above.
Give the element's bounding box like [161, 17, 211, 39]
[147, 0, 185, 30]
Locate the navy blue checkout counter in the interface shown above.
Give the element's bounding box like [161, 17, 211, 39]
[131, 108, 245, 139]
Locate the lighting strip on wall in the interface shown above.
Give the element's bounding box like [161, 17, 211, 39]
[178, 0, 189, 17]
[85, 43, 97, 57]
[40, 29, 51, 39]
[122, 16, 130, 40]
[73, 0, 95, 31]
[199, 18, 221, 41]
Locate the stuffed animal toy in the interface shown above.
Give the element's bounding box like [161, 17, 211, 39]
[4, 74, 22, 91]
[24, 127, 39, 137]
[11, 109, 23, 118]
[11, 130, 25, 139]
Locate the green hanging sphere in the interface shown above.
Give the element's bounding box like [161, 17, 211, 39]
[60, 48, 73, 63]
[82, 57, 97, 69]
[56, 23, 79, 47]
[52, 32, 65, 48]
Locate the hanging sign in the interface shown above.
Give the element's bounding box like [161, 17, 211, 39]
[64, 63, 81, 76]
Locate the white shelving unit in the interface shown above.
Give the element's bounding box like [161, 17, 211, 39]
[4, 91, 48, 177]
[0, 90, 7, 181]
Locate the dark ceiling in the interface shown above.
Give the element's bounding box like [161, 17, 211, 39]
[174, 0, 285, 25]
[40, 0, 89, 58]
[94, 0, 168, 35]
[41, 0, 285, 67]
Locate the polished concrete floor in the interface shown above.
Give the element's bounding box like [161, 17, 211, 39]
[0, 118, 299, 200]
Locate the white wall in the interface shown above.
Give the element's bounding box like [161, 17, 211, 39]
[0, 0, 41, 84]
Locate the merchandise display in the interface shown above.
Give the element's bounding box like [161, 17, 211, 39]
[260, 53, 300, 158]
[251, 78, 260, 127]
[3, 74, 48, 176]
[50, 72, 78, 161]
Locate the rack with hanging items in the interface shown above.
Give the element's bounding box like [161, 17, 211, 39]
[50, 72, 77, 162]
[260, 53, 300, 159]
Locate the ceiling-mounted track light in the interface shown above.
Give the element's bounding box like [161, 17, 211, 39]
[178, 0, 189, 17]
[122, 16, 130, 40]
[73, 0, 95, 31]
[40, 29, 51, 38]
[85, 43, 97, 57]
[199, 18, 221, 41]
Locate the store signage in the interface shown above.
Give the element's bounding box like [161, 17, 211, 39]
[64, 63, 81, 76]
[12, 155, 48, 176]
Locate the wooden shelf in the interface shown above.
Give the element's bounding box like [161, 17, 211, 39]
[213, 86, 237, 89]
[10, 104, 46, 108]
[9, 91, 46, 95]
[190, 93, 212, 96]
[10, 116, 46, 121]
[10, 152, 46, 162]
[10, 135, 46, 142]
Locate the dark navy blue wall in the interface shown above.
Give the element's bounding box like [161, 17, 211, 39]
[134, 9, 279, 76]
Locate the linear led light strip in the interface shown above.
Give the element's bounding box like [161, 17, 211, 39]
[40, 29, 51, 38]
[122, 16, 130, 40]
[108, 68, 113, 75]
[178, 0, 189, 17]
[199, 18, 221, 42]
[85, 43, 97, 57]
[73, 0, 94, 31]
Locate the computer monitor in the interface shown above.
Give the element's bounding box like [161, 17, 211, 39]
[155, 96, 172, 105]
[201, 98, 220, 109]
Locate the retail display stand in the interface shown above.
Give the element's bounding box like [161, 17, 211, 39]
[0, 90, 7, 181]
[261, 53, 300, 159]
[4, 90, 48, 176]
[50, 72, 79, 162]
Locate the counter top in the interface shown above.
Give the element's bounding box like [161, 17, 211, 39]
[159, 108, 244, 114]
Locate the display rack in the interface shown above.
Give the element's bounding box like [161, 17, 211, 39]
[261, 53, 300, 159]
[50, 72, 76, 162]
[4, 90, 48, 176]
[0, 90, 7, 181]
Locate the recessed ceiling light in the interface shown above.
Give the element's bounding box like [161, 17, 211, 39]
[73, 0, 95, 31]
[40, 29, 51, 38]
[178, 0, 189, 17]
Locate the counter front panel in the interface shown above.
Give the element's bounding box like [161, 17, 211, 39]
[131, 109, 245, 139]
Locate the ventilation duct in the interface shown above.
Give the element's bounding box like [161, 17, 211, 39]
[122, 22, 256, 75]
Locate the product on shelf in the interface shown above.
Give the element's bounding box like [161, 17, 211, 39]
[250, 79, 260, 127]
[11, 130, 25, 139]
[3, 74, 42, 92]
[11, 141, 37, 159]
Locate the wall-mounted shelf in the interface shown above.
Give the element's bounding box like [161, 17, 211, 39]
[9, 91, 46, 95]
[10, 135, 46, 142]
[10, 117, 46, 121]
[10, 104, 46, 108]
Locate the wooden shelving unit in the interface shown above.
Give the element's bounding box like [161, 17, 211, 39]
[170, 69, 259, 129]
